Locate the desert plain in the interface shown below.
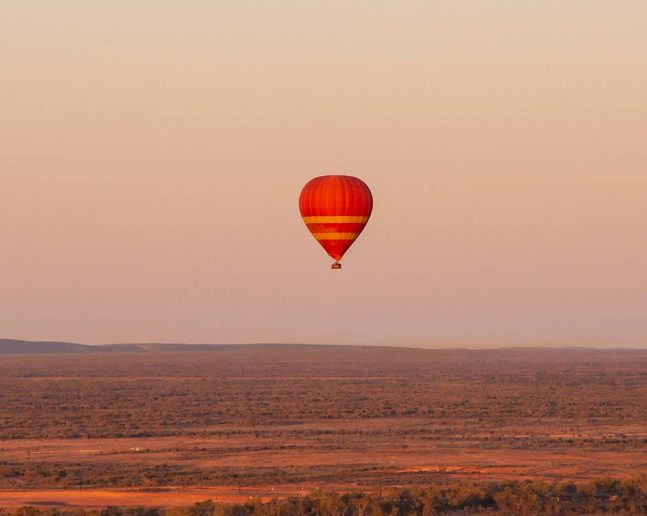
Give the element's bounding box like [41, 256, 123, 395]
[0, 345, 645, 510]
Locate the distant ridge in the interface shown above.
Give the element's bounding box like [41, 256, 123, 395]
[0, 339, 347, 354]
[0, 339, 144, 354]
[1, 339, 645, 355]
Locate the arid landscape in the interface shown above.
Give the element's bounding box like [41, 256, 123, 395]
[0, 343, 645, 512]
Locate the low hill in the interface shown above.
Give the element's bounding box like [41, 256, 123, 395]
[0, 339, 143, 353]
[0, 339, 338, 354]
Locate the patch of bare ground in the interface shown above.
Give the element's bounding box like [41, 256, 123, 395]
[0, 486, 307, 509]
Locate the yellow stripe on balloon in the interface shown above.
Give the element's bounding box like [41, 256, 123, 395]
[312, 232, 359, 241]
[302, 216, 369, 224]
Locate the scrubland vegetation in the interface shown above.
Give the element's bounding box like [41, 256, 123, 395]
[1, 347, 644, 441]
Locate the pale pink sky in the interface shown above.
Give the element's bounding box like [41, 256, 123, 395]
[2, 2, 646, 346]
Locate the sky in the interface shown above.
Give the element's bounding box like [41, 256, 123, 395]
[2, 1, 646, 347]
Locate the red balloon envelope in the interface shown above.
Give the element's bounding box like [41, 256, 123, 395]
[299, 175, 373, 269]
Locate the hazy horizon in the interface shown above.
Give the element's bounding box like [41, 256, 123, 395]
[2, 337, 645, 351]
[2, 1, 646, 347]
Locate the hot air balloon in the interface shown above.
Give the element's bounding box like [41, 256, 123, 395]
[299, 175, 373, 269]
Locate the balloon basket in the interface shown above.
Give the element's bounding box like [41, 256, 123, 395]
[331, 262, 342, 270]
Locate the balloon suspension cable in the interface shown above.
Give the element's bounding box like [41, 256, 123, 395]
[331, 262, 342, 270]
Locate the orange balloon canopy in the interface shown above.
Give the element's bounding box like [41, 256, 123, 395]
[299, 175, 373, 268]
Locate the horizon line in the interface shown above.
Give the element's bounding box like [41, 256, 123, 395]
[2, 338, 646, 351]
